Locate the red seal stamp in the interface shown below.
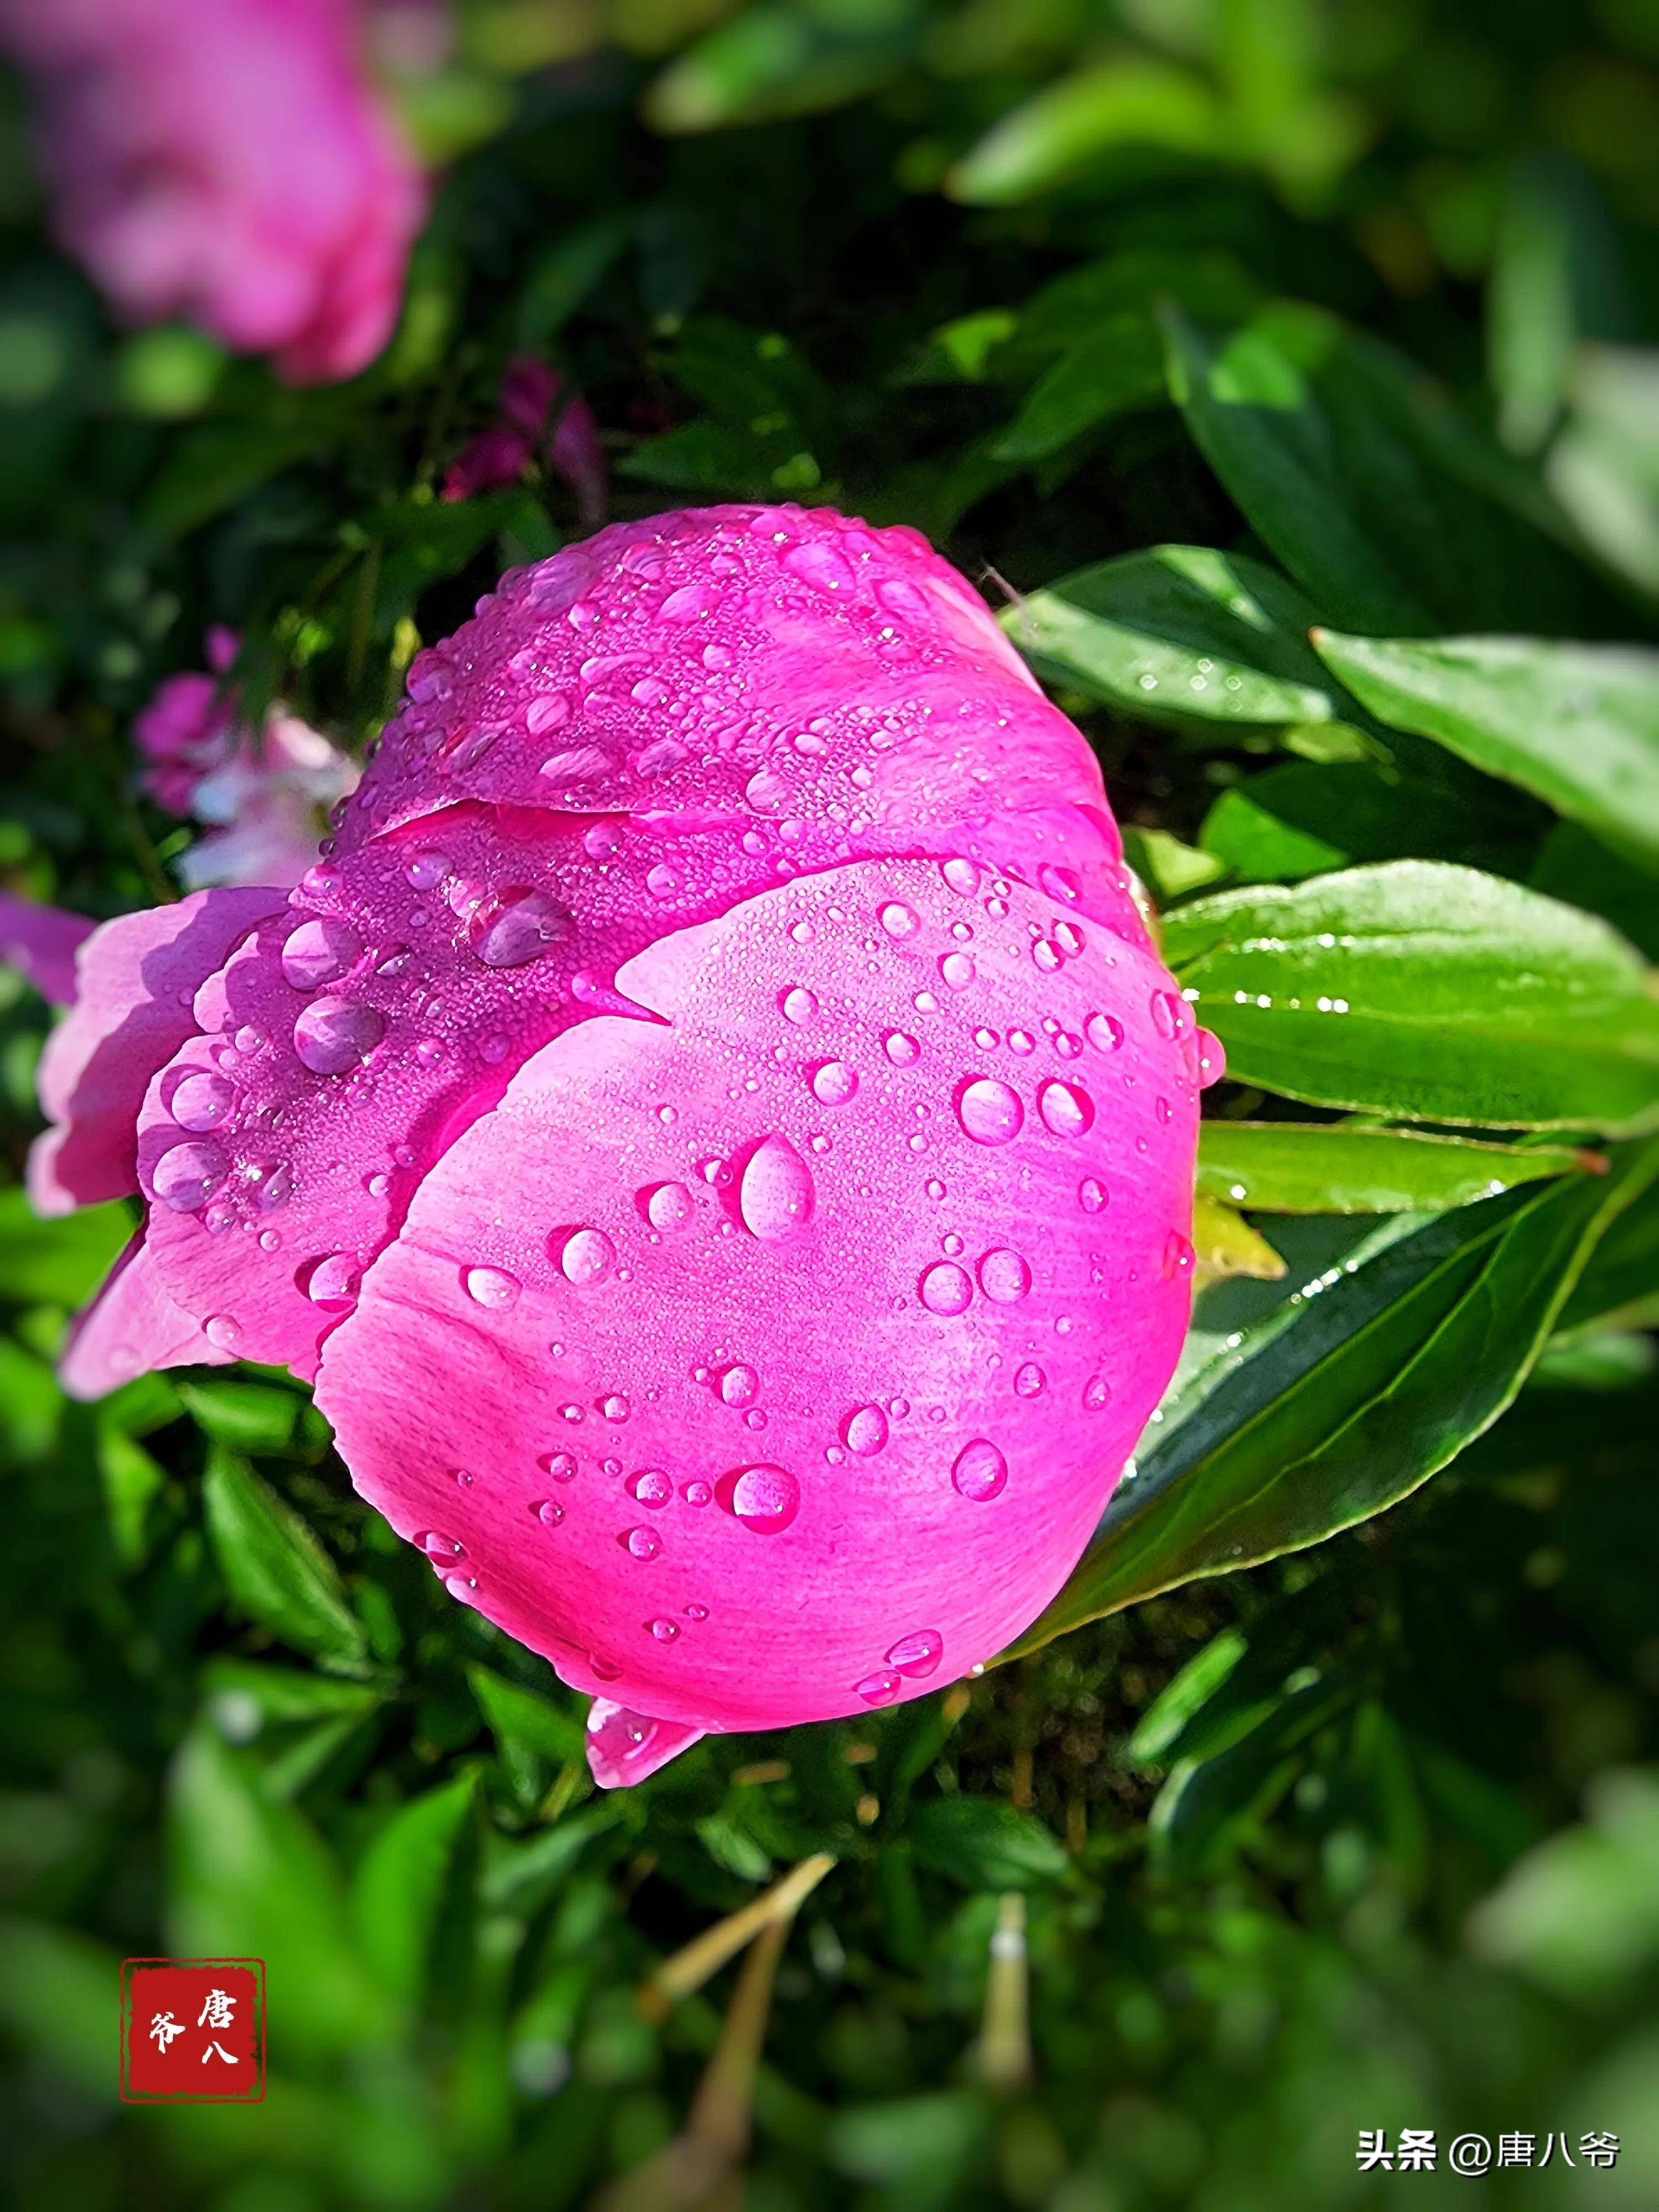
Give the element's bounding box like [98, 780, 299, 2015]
[119, 1958, 266, 2103]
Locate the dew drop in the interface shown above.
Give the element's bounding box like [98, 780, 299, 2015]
[600, 1394, 630, 1422]
[623, 1525, 661, 1561]
[942, 857, 979, 895]
[152, 1140, 228, 1213]
[978, 1248, 1031, 1304]
[879, 901, 920, 940]
[203, 1314, 240, 1349]
[648, 1618, 680, 1643]
[887, 1628, 943, 1677]
[810, 1059, 858, 1106]
[883, 1030, 920, 1066]
[538, 1450, 577, 1483]
[719, 1363, 759, 1407]
[557, 1226, 617, 1285]
[469, 888, 573, 968]
[919, 1261, 972, 1316]
[956, 1077, 1022, 1146]
[304, 1252, 361, 1307]
[738, 1134, 815, 1241]
[465, 1264, 520, 1310]
[952, 1438, 1008, 1501]
[1083, 1375, 1112, 1411]
[1086, 1011, 1125, 1055]
[780, 985, 818, 1025]
[1193, 1027, 1225, 1088]
[856, 1671, 902, 1707]
[534, 1499, 564, 1527]
[1014, 1361, 1046, 1398]
[280, 915, 361, 991]
[1150, 989, 1190, 1041]
[645, 1182, 692, 1233]
[1078, 1177, 1109, 1214]
[1039, 864, 1081, 905]
[403, 849, 449, 890]
[629, 1468, 673, 1508]
[1039, 1079, 1094, 1139]
[842, 1405, 888, 1456]
[939, 951, 975, 990]
[1163, 1230, 1196, 1279]
[681, 1479, 713, 1507]
[293, 996, 384, 1076]
[171, 1071, 235, 1133]
[727, 1464, 800, 1534]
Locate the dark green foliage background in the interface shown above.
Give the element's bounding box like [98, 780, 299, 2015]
[3, 3, 1659, 2207]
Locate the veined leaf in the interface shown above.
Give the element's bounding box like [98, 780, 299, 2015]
[1197, 760, 1543, 884]
[202, 1449, 369, 1673]
[1197, 1121, 1588, 1213]
[1312, 631, 1659, 875]
[1553, 1178, 1659, 1336]
[1164, 862, 1659, 1133]
[1001, 544, 1342, 727]
[1162, 301, 1615, 635]
[1004, 1141, 1659, 1656]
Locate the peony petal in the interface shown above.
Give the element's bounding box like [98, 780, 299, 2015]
[29, 887, 286, 1217]
[0, 890, 95, 1009]
[585, 1700, 706, 1790]
[337, 507, 1104, 853]
[314, 854, 1197, 1747]
[59, 1230, 236, 1401]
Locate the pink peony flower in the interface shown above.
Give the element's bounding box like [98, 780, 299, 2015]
[442, 354, 608, 525]
[0, 891, 96, 1008]
[133, 634, 360, 893]
[32, 507, 1217, 1784]
[0, 0, 427, 383]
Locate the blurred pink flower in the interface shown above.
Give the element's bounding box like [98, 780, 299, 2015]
[32, 506, 1215, 1785]
[0, 0, 427, 383]
[442, 354, 608, 524]
[134, 633, 359, 890]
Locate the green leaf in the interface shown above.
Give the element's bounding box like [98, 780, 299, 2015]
[1197, 760, 1541, 884]
[1015, 249, 1259, 356]
[1165, 862, 1659, 1133]
[1162, 301, 1614, 635]
[1554, 1177, 1659, 1336]
[179, 1377, 300, 1455]
[0, 1191, 132, 1307]
[349, 1773, 477, 2013]
[1005, 1141, 1659, 1656]
[1150, 1676, 1358, 1876]
[1197, 1121, 1587, 1213]
[905, 1797, 1070, 1889]
[97, 1421, 165, 1568]
[468, 1663, 585, 1803]
[167, 1725, 385, 2058]
[1311, 631, 1659, 874]
[947, 59, 1223, 205]
[991, 314, 1165, 461]
[1002, 545, 1344, 728]
[202, 1449, 369, 1672]
[1121, 825, 1228, 901]
[1125, 1627, 1246, 1767]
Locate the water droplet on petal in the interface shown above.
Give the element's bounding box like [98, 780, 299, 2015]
[919, 1261, 972, 1315]
[887, 1629, 943, 1677]
[879, 901, 920, 940]
[940, 951, 975, 990]
[952, 1439, 1008, 1501]
[152, 1140, 228, 1212]
[856, 1670, 902, 1707]
[629, 1469, 673, 1507]
[978, 1248, 1031, 1303]
[534, 1499, 565, 1527]
[1039, 1079, 1094, 1138]
[1039, 864, 1081, 905]
[304, 1251, 361, 1307]
[465, 1264, 520, 1310]
[719, 1363, 759, 1407]
[1083, 1375, 1112, 1410]
[883, 1030, 920, 1066]
[842, 1405, 888, 1456]
[942, 858, 978, 895]
[1079, 1178, 1108, 1214]
[558, 1227, 617, 1285]
[810, 1059, 858, 1106]
[648, 1618, 680, 1642]
[681, 1479, 713, 1507]
[623, 1525, 661, 1561]
[738, 1134, 814, 1241]
[727, 1464, 800, 1534]
[956, 1077, 1022, 1146]
[1193, 1027, 1225, 1088]
[780, 985, 818, 1025]
[171, 1071, 235, 1132]
[539, 1450, 577, 1483]
[203, 1314, 239, 1349]
[1163, 1230, 1196, 1279]
[293, 997, 384, 1075]
[1150, 990, 1190, 1041]
[644, 1182, 692, 1233]
[280, 915, 361, 991]
[1014, 1361, 1046, 1397]
[404, 849, 449, 890]
[1086, 1011, 1124, 1055]
[469, 888, 573, 968]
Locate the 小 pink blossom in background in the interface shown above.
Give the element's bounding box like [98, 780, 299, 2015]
[22, 507, 1218, 1783]
[0, 0, 427, 382]
[442, 354, 608, 526]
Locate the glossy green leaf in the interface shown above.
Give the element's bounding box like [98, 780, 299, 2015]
[178, 1376, 300, 1455]
[1005, 1141, 1659, 1656]
[1197, 760, 1542, 883]
[991, 314, 1164, 460]
[947, 60, 1223, 205]
[1125, 1627, 1246, 1767]
[168, 1726, 385, 2058]
[1197, 1121, 1587, 1213]
[1165, 862, 1659, 1133]
[0, 1190, 132, 1307]
[468, 1663, 586, 1803]
[1001, 544, 1343, 727]
[906, 1796, 1070, 1889]
[1162, 301, 1614, 635]
[1553, 1178, 1659, 1335]
[349, 1772, 477, 2013]
[1312, 630, 1659, 874]
[202, 1449, 369, 1673]
[1150, 1676, 1358, 1877]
